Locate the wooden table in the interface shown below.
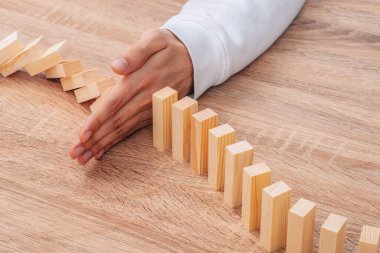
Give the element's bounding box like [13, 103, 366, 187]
[1, 0, 379, 252]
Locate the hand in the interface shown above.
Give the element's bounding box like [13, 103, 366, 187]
[69, 29, 193, 165]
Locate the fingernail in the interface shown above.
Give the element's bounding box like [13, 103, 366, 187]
[82, 131, 92, 143]
[95, 149, 105, 160]
[80, 150, 93, 164]
[111, 58, 128, 73]
[73, 145, 86, 158]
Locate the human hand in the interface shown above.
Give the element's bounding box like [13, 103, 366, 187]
[69, 29, 193, 165]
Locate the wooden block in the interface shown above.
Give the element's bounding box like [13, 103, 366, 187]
[74, 78, 115, 103]
[190, 108, 218, 175]
[208, 123, 236, 190]
[0, 36, 48, 77]
[90, 86, 113, 113]
[286, 198, 316, 253]
[241, 162, 272, 231]
[60, 68, 102, 91]
[152, 87, 178, 151]
[260, 181, 292, 252]
[359, 225, 380, 253]
[224, 141, 254, 208]
[0, 31, 24, 66]
[319, 213, 347, 253]
[45, 59, 82, 78]
[24, 40, 72, 76]
[172, 96, 198, 163]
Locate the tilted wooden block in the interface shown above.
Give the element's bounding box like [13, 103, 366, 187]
[286, 198, 316, 253]
[224, 141, 254, 208]
[90, 86, 113, 113]
[208, 123, 236, 191]
[0, 31, 24, 66]
[260, 181, 292, 252]
[152, 87, 178, 151]
[45, 59, 82, 78]
[190, 108, 218, 175]
[60, 68, 102, 91]
[242, 162, 272, 231]
[172, 96, 198, 163]
[0, 36, 48, 77]
[319, 213, 347, 253]
[74, 77, 115, 103]
[24, 40, 72, 76]
[359, 225, 380, 253]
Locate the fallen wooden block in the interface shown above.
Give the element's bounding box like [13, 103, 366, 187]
[359, 225, 380, 253]
[260, 181, 292, 252]
[242, 162, 272, 231]
[0, 36, 48, 77]
[224, 141, 254, 208]
[319, 213, 347, 253]
[90, 85, 113, 113]
[45, 59, 82, 79]
[0, 31, 24, 66]
[74, 77, 115, 103]
[60, 68, 102, 91]
[190, 108, 218, 175]
[24, 40, 72, 76]
[286, 198, 316, 253]
[152, 87, 178, 151]
[172, 96, 198, 163]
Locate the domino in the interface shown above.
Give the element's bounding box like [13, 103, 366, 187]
[0, 31, 24, 66]
[90, 85, 113, 112]
[0, 36, 48, 77]
[241, 162, 272, 231]
[286, 198, 316, 253]
[172, 96, 198, 163]
[224, 141, 254, 208]
[319, 213, 347, 253]
[359, 225, 380, 253]
[152, 86, 178, 151]
[45, 59, 82, 78]
[260, 181, 292, 252]
[60, 68, 102, 91]
[74, 77, 115, 103]
[190, 108, 218, 175]
[24, 40, 72, 76]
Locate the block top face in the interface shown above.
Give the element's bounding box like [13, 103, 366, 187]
[263, 181, 291, 198]
[244, 162, 271, 177]
[42, 40, 67, 57]
[192, 108, 217, 122]
[0, 31, 18, 48]
[322, 213, 347, 233]
[360, 225, 380, 244]
[226, 140, 253, 155]
[153, 86, 178, 100]
[209, 123, 235, 137]
[172, 96, 197, 110]
[289, 198, 316, 217]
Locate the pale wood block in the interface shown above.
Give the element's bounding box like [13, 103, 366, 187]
[74, 78, 115, 103]
[260, 181, 292, 252]
[208, 123, 236, 190]
[286, 198, 316, 253]
[224, 141, 254, 208]
[24, 40, 72, 76]
[90, 86, 114, 113]
[319, 213, 347, 253]
[190, 108, 218, 175]
[0, 36, 48, 77]
[152, 87, 178, 151]
[0, 31, 24, 66]
[242, 162, 272, 231]
[172, 96, 198, 163]
[60, 68, 102, 91]
[45, 59, 82, 78]
[359, 225, 380, 253]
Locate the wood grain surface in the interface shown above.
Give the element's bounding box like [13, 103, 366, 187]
[0, 0, 379, 252]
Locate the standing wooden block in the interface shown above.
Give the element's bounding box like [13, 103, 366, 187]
[24, 40, 72, 76]
[74, 78, 115, 103]
[60, 68, 102, 91]
[224, 141, 254, 208]
[260, 181, 292, 252]
[0, 36, 48, 77]
[45, 59, 82, 78]
[242, 162, 272, 231]
[152, 87, 178, 152]
[359, 225, 380, 253]
[0, 31, 24, 66]
[190, 108, 218, 175]
[208, 123, 236, 190]
[172, 96, 198, 163]
[319, 213, 347, 253]
[90, 86, 113, 113]
[286, 198, 316, 253]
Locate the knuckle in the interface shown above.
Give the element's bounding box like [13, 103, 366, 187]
[111, 116, 124, 128]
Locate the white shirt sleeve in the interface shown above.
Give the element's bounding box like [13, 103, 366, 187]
[161, 0, 305, 98]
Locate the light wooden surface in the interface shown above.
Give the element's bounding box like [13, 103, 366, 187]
[0, 0, 379, 252]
